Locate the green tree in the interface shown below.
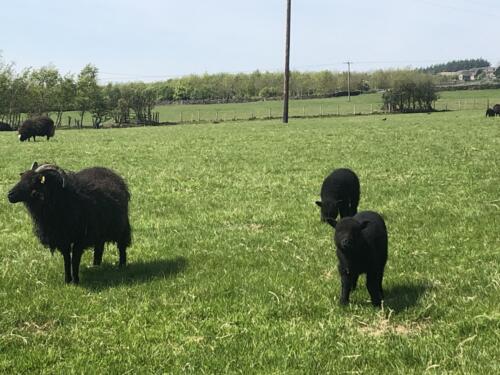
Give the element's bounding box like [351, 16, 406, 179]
[382, 73, 437, 113]
[76, 64, 108, 128]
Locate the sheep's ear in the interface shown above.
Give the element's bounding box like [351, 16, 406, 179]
[315, 201, 322, 207]
[31, 161, 38, 170]
[359, 220, 369, 230]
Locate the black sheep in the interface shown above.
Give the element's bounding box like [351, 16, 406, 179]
[18, 116, 55, 142]
[333, 211, 388, 307]
[316, 168, 360, 226]
[0, 122, 12, 131]
[7, 162, 132, 284]
[486, 108, 495, 117]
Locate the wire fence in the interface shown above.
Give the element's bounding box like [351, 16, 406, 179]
[162, 98, 500, 125]
[4, 97, 499, 130]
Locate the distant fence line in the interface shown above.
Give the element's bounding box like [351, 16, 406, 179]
[166, 98, 500, 125]
[2, 98, 499, 129]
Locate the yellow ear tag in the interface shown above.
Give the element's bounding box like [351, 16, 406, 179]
[40, 176, 46, 184]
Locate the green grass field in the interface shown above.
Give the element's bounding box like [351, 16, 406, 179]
[0, 110, 499, 373]
[54, 88, 500, 127]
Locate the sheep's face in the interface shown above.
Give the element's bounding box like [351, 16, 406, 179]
[18, 133, 29, 142]
[315, 200, 339, 227]
[8, 167, 64, 204]
[334, 218, 368, 254]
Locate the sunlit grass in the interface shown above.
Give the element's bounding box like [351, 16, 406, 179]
[0, 110, 499, 373]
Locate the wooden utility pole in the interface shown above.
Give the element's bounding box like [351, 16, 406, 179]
[344, 61, 352, 102]
[283, 0, 291, 123]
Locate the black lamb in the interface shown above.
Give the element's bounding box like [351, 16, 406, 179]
[8, 162, 132, 284]
[316, 168, 360, 226]
[18, 116, 55, 142]
[0, 122, 12, 131]
[333, 211, 388, 307]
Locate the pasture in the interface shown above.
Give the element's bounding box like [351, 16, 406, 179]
[48, 88, 500, 127]
[0, 110, 499, 373]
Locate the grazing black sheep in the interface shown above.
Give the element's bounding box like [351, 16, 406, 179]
[0, 122, 12, 131]
[486, 108, 496, 117]
[493, 104, 500, 116]
[18, 116, 55, 142]
[7, 162, 132, 284]
[316, 168, 360, 226]
[333, 211, 388, 307]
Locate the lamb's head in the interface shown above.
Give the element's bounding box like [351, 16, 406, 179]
[333, 217, 368, 254]
[315, 199, 340, 227]
[8, 162, 67, 204]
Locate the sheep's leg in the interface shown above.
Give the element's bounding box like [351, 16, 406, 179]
[93, 243, 104, 266]
[62, 249, 72, 284]
[351, 273, 359, 292]
[71, 246, 84, 284]
[378, 272, 385, 299]
[366, 273, 382, 307]
[117, 243, 127, 267]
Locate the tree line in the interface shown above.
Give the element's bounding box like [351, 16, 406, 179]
[419, 58, 491, 74]
[0, 59, 465, 127]
[0, 62, 159, 128]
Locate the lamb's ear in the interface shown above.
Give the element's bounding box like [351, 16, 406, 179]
[315, 201, 322, 207]
[326, 218, 337, 228]
[31, 161, 38, 170]
[359, 220, 369, 230]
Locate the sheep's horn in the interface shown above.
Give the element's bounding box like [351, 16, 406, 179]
[34, 164, 67, 188]
[31, 161, 38, 170]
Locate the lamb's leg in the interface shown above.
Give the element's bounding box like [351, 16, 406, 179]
[62, 248, 72, 284]
[339, 271, 352, 305]
[366, 273, 382, 307]
[71, 245, 84, 284]
[93, 243, 104, 266]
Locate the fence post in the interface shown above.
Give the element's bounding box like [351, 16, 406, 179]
[353, 104, 356, 115]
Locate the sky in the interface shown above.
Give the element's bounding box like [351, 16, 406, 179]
[0, 0, 499, 83]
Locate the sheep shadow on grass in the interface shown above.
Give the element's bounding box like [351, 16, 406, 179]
[383, 281, 429, 313]
[80, 256, 188, 291]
